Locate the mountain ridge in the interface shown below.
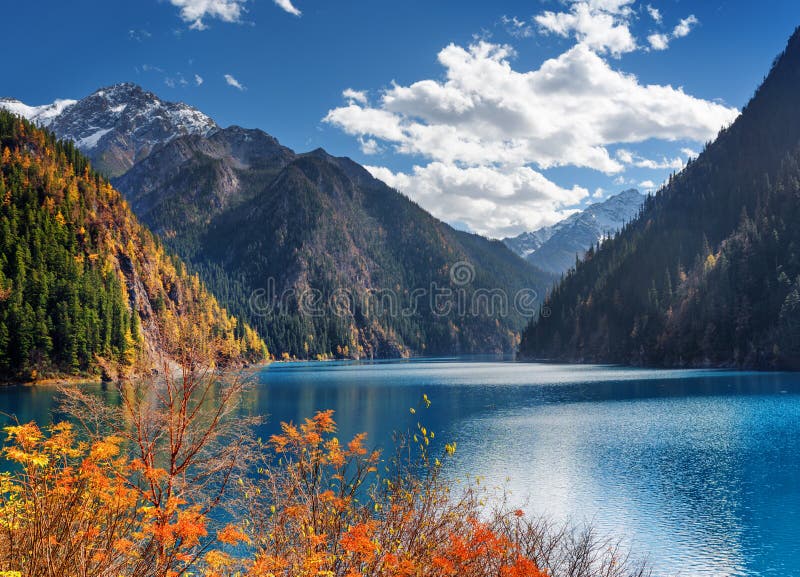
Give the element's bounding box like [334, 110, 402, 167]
[116, 123, 553, 359]
[0, 83, 218, 177]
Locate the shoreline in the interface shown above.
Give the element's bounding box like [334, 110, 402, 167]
[0, 374, 104, 388]
[10, 355, 790, 387]
[0, 357, 276, 388]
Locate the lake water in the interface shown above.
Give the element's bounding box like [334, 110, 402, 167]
[2, 359, 800, 577]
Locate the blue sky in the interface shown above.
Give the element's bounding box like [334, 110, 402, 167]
[3, 0, 800, 237]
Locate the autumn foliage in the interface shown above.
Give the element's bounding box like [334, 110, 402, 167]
[0, 111, 265, 382]
[0, 345, 647, 577]
[234, 409, 551, 577]
[0, 403, 648, 577]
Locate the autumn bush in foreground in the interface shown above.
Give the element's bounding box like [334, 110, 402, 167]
[0, 409, 649, 577]
[0, 340, 648, 577]
[0, 358, 253, 577]
[232, 409, 550, 577]
[231, 409, 648, 577]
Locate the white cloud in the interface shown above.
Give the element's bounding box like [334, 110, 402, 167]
[673, 15, 699, 38]
[325, 5, 737, 238]
[639, 179, 657, 189]
[616, 148, 687, 170]
[343, 88, 368, 104]
[274, 0, 301, 16]
[638, 157, 685, 170]
[613, 175, 631, 186]
[529, 1, 699, 53]
[534, 0, 637, 57]
[326, 41, 737, 175]
[195, 74, 204, 86]
[366, 163, 589, 238]
[164, 73, 190, 88]
[501, 15, 534, 39]
[681, 147, 699, 158]
[129, 29, 152, 42]
[615, 149, 634, 164]
[358, 137, 382, 155]
[647, 33, 669, 50]
[140, 64, 165, 74]
[646, 4, 662, 23]
[224, 74, 245, 90]
[648, 13, 699, 50]
[169, 0, 247, 30]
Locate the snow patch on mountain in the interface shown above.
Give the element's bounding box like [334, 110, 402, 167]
[504, 189, 645, 275]
[0, 97, 77, 126]
[77, 127, 114, 150]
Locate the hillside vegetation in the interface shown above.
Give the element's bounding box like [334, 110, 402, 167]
[0, 111, 265, 381]
[116, 131, 552, 359]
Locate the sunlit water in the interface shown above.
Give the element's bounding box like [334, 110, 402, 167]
[2, 359, 800, 576]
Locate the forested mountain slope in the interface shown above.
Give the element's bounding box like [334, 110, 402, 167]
[520, 27, 800, 369]
[0, 112, 265, 381]
[115, 135, 552, 359]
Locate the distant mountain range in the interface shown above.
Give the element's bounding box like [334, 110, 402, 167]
[2, 84, 551, 359]
[520, 26, 800, 369]
[503, 189, 645, 275]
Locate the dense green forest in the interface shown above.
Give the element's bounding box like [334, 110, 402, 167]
[115, 131, 552, 359]
[0, 111, 265, 380]
[520, 27, 800, 369]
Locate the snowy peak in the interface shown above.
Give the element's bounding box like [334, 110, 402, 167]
[504, 189, 645, 275]
[0, 83, 218, 177]
[502, 227, 556, 258]
[570, 188, 644, 237]
[0, 97, 77, 126]
[54, 83, 218, 145]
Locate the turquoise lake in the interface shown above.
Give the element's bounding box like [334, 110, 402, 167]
[2, 359, 799, 576]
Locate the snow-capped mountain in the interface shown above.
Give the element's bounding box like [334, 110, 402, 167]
[504, 189, 645, 275]
[502, 227, 556, 259]
[0, 83, 218, 176]
[0, 97, 77, 126]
